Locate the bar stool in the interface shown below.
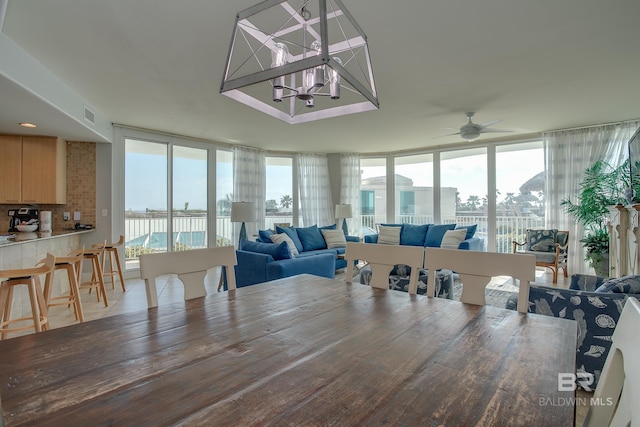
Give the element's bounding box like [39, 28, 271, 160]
[44, 250, 85, 323]
[0, 253, 55, 339]
[78, 242, 109, 307]
[94, 235, 126, 292]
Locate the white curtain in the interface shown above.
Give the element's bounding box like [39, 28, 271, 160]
[298, 153, 333, 226]
[233, 146, 265, 244]
[340, 153, 361, 235]
[544, 120, 640, 274]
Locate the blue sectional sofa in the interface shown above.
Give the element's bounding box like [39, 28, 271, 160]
[506, 273, 640, 388]
[363, 223, 483, 250]
[256, 224, 359, 270]
[229, 240, 336, 289]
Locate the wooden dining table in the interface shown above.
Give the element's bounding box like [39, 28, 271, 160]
[0, 274, 577, 426]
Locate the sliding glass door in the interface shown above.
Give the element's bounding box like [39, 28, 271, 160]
[124, 138, 211, 269]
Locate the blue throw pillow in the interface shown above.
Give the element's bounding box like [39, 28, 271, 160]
[400, 224, 429, 246]
[319, 224, 337, 230]
[240, 240, 292, 260]
[595, 275, 640, 294]
[425, 223, 456, 247]
[258, 229, 275, 243]
[296, 225, 327, 251]
[276, 225, 304, 253]
[456, 224, 477, 240]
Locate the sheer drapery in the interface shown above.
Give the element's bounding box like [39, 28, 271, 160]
[340, 153, 361, 235]
[298, 153, 333, 226]
[233, 146, 265, 244]
[544, 121, 640, 274]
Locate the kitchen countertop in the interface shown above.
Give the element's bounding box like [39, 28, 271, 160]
[0, 228, 95, 247]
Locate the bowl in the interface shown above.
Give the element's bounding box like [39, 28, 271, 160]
[16, 223, 38, 232]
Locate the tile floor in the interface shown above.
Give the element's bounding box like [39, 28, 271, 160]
[9, 267, 591, 424]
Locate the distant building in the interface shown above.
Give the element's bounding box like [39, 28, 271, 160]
[361, 174, 457, 221]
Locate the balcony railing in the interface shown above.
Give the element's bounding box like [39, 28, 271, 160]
[124, 214, 544, 268]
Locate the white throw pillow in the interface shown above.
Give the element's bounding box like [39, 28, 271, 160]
[378, 225, 401, 245]
[321, 229, 347, 248]
[271, 233, 299, 257]
[440, 228, 467, 249]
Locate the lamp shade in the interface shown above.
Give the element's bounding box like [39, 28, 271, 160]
[335, 204, 353, 219]
[231, 202, 256, 223]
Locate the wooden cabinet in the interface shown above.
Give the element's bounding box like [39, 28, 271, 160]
[0, 135, 67, 204]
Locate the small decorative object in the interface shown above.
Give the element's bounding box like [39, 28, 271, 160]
[231, 202, 256, 246]
[624, 187, 635, 205]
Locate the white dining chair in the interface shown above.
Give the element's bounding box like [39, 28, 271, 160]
[421, 248, 536, 313]
[583, 297, 640, 427]
[344, 242, 424, 290]
[139, 246, 237, 308]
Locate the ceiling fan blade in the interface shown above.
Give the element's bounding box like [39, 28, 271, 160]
[480, 128, 513, 133]
[431, 132, 461, 139]
[479, 119, 501, 129]
[440, 127, 460, 131]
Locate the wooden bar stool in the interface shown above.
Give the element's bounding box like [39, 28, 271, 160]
[94, 235, 126, 292]
[44, 250, 85, 323]
[78, 242, 109, 307]
[0, 254, 55, 339]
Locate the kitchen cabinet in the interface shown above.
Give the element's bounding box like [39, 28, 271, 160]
[0, 135, 67, 204]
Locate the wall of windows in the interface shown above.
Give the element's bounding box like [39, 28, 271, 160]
[265, 156, 294, 229]
[360, 140, 544, 252]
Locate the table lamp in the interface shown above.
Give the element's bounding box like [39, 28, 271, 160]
[231, 201, 256, 246]
[335, 204, 353, 236]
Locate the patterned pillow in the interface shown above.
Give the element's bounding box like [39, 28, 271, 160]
[595, 275, 640, 294]
[321, 229, 347, 248]
[440, 228, 467, 249]
[526, 229, 557, 252]
[378, 225, 401, 245]
[271, 233, 299, 257]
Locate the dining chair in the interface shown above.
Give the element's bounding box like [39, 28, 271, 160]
[139, 246, 238, 308]
[344, 242, 423, 290]
[583, 297, 639, 427]
[422, 248, 536, 313]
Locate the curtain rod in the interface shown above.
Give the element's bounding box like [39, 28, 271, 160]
[543, 118, 640, 134]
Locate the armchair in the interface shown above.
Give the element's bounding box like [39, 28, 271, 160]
[513, 229, 568, 283]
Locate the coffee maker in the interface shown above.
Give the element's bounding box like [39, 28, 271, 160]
[8, 207, 39, 232]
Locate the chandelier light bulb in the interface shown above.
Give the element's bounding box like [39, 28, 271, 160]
[329, 57, 342, 99]
[271, 42, 289, 90]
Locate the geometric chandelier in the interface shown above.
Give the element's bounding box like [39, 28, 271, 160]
[220, 0, 379, 124]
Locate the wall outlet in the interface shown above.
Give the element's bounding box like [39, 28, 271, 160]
[63, 212, 70, 221]
[74, 211, 81, 221]
[102, 209, 108, 217]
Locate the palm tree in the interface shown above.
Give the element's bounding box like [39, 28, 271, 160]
[280, 195, 293, 209]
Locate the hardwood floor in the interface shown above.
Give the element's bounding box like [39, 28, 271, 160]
[13, 267, 591, 425]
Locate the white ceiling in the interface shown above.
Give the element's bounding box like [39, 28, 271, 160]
[1, 0, 639, 153]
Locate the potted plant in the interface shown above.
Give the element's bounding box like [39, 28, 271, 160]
[562, 160, 628, 276]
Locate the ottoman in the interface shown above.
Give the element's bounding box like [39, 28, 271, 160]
[359, 264, 454, 299]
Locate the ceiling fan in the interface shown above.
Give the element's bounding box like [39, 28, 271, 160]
[435, 112, 513, 141]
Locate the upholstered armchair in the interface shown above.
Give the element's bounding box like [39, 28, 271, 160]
[513, 229, 568, 283]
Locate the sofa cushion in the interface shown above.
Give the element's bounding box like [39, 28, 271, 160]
[240, 240, 292, 260]
[319, 224, 337, 230]
[400, 223, 429, 246]
[440, 228, 467, 249]
[595, 275, 640, 294]
[270, 233, 299, 257]
[276, 225, 304, 253]
[456, 224, 477, 239]
[378, 225, 401, 245]
[425, 223, 456, 247]
[296, 225, 327, 251]
[258, 229, 275, 243]
[321, 228, 347, 248]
